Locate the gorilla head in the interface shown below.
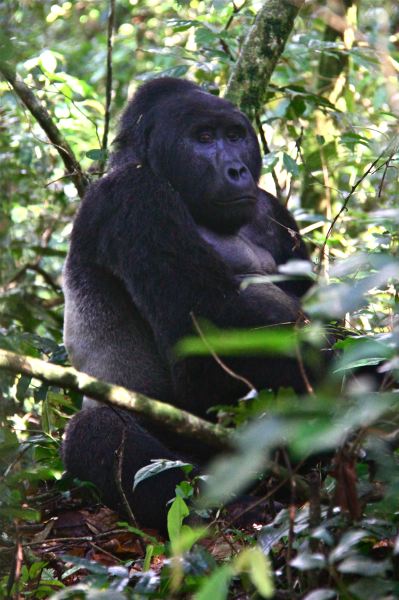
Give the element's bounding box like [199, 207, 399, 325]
[111, 78, 262, 232]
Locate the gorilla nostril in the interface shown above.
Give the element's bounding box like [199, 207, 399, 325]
[227, 167, 240, 181]
[227, 166, 247, 181]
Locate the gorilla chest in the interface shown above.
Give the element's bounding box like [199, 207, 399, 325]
[198, 226, 276, 277]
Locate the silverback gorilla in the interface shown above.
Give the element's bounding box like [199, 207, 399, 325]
[62, 77, 312, 531]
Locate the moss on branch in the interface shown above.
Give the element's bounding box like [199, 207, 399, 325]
[0, 349, 231, 451]
[225, 0, 305, 118]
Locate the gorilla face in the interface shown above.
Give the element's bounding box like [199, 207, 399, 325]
[147, 90, 262, 233]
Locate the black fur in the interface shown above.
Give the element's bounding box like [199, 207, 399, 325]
[62, 77, 312, 531]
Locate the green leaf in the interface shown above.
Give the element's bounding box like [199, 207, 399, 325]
[287, 96, 306, 118]
[50, 585, 125, 599]
[338, 557, 391, 576]
[0, 31, 14, 60]
[259, 522, 290, 553]
[0, 507, 40, 520]
[200, 414, 314, 506]
[290, 552, 326, 571]
[172, 525, 208, 553]
[329, 530, 369, 563]
[167, 496, 189, 545]
[305, 141, 337, 171]
[278, 259, 315, 278]
[303, 590, 336, 600]
[168, 19, 200, 32]
[144, 65, 190, 80]
[133, 459, 191, 490]
[118, 523, 159, 544]
[177, 325, 302, 357]
[195, 27, 218, 46]
[212, 0, 231, 8]
[340, 132, 370, 149]
[143, 545, 153, 571]
[333, 357, 386, 372]
[235, 547, 274, 598]
[194, 565, 232, 600]
[262, 152, 279, 172]
[86, 149, 107, 161]
[349, 578, 397, 600]
[283, 152, 299, 176]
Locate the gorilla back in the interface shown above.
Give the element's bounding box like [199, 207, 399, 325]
[62, 77, 312, 531]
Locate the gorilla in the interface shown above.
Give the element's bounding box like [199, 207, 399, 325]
[62, 77, 312, 531]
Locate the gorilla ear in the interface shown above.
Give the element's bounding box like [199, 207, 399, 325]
[110, 78, 198, 168]
[110, 107, 147, 167]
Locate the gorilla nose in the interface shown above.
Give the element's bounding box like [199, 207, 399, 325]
[226, 163, 249, 183]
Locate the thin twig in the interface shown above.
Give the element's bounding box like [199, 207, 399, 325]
[282, 449, 296, 599]
[255, 114, 283, 202]
[21, 528, 155, 549]
[266, 214, 303, 250]
[25, 264, 61, 293]
[6, 535, 23, 600]
[219, 38, 235, 60]
[317, 153, 389, 273]
[377, 158, 390, 198]
[100, 0, 116, 173]
[308, 470, 321, 587]
[224, 0, 247, 32]
[295, 338, 314, 396]
[190, 312, 255, 394]
[114, 429, 146, 553]
[221, 459, 310, 529]
[89, 542, 123, 562]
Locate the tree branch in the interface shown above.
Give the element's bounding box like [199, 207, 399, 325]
[0, 59, 89, 198]
[0, 349, 231, 451]
[225, 0, 305, 117]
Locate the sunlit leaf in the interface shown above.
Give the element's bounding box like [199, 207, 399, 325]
[234, 547, 274, 598]
[303, 590, 336, 600]
[167, 496, 189, 544]
[338, 557, 391, 576]
[283, 152, 299, 176]
[290, 552, 326, 570]
[329, 530, 369, 563]
[133, 459, 192, 490]
[177, 325, 312, 357]
[194, 565, 232, 600]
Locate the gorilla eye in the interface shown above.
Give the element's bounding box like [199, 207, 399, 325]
[226, 128, 243, 142]
[198, 131, 214, 143]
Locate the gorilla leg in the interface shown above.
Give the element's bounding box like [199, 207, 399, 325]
[62, 406, 187, 532]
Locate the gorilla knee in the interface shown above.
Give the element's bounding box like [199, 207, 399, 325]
[62, 406, 186, 531]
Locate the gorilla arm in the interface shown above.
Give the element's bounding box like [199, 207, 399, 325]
[244, 190, 313, 298]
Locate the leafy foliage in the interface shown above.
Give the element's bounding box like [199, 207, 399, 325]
[0, 0, 399, 598]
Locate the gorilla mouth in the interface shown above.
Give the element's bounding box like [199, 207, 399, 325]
[216, 196, 257, 206]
